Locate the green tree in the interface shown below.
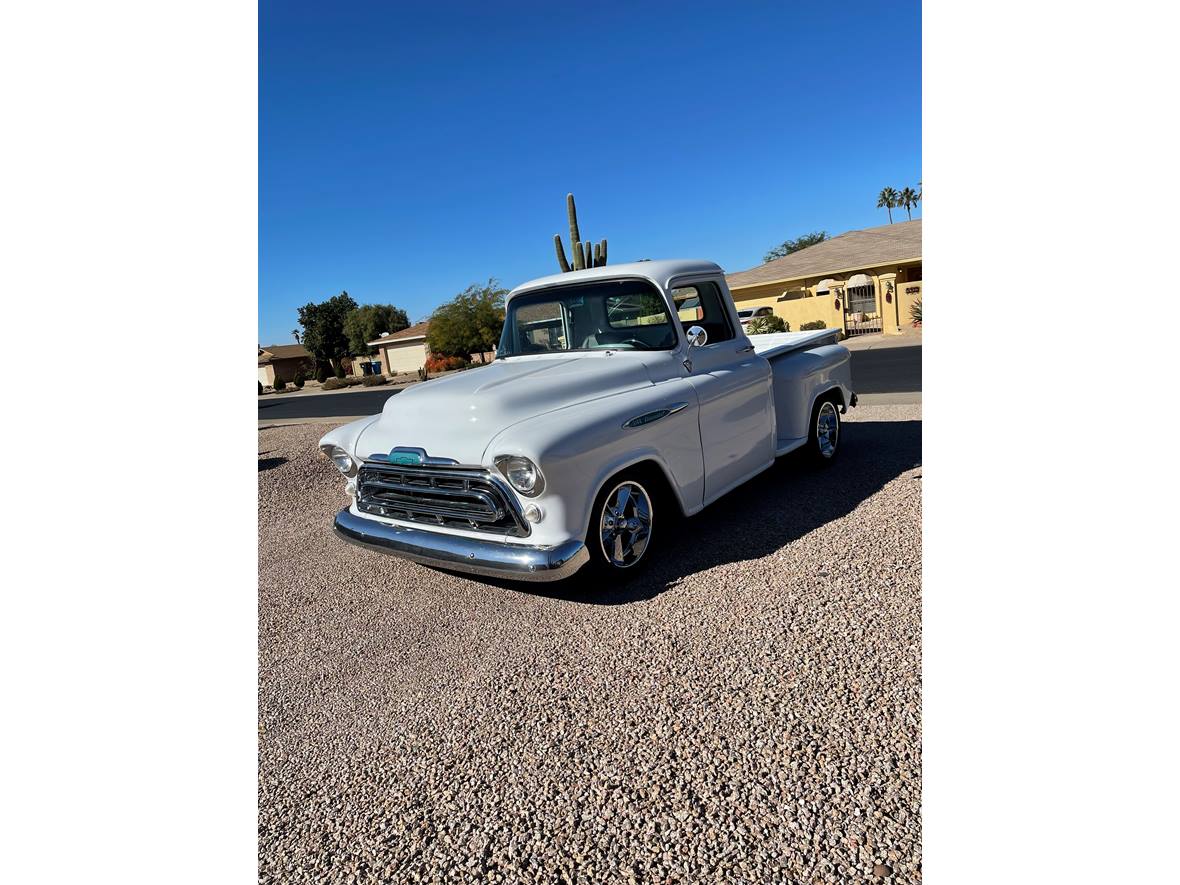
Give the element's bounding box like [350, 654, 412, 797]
[297, 291, 357, 372]
[898, 186, 920, 221]
[763, 231, 828, 263]
[427, 279, 507, 363]
[344, 304, 410, 356]
[877, 187, 900, 223]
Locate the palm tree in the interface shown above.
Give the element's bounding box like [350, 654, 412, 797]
[899, 186, 919, 221]
[877, 187, 899, 223]
[292, 329, 301, 343]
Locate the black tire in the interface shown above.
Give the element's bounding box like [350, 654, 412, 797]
[585, 466, 664, 577]
[807, 394, 841, 464]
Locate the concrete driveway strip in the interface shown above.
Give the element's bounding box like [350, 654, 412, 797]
[258, 403, 922, 884]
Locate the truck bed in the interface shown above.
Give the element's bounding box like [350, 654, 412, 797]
[747, 328, 852, 453]
[747, 328, 842, 361]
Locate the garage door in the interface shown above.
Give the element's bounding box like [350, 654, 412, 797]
[383, 342, 428, 374]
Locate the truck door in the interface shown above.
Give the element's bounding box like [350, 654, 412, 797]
[671, 277, 775, 503]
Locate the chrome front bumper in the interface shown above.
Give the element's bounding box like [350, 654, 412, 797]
[333, 508, 589, 582]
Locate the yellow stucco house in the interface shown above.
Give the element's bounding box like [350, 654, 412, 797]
[725, 218, 922, 337]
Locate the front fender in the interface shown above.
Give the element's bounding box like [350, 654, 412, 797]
[482, 381, 704, 546]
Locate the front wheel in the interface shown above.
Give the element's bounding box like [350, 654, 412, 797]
[808, 396, 841, 463]
[586, 471, 657, 575]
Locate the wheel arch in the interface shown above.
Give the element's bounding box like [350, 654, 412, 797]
[581, 454, 685, 541]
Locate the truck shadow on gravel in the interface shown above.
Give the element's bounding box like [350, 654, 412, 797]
[487, 419, 921, 605]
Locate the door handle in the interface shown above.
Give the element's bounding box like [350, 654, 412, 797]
[737, 344, 755, 353]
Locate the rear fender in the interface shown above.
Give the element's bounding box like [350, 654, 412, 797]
[767, 344, 852, 440]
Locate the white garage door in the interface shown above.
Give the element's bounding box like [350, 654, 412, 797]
[384, 342, 428, 374]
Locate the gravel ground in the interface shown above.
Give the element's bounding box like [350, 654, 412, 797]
[259, 404, 921, 884]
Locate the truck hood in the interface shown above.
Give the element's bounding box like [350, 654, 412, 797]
[354, 355, 654, 464]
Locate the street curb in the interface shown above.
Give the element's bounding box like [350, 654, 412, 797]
[259, 417, 366, 429]
[856, 392, 922, 405]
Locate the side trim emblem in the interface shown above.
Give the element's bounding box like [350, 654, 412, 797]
[623, 402, 689, 429]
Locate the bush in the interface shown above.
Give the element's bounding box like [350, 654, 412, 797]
[910, 298, 922, 327]
[344, 376, 363, 386]
[424, 354, 468, 373]
[417, 367, 427, 382]
[322, 377, 347, 391]
[746, 315, 788, 334]
[292, 370, 305, 389]
[258, 381, 263, 395]
[315, 363, 329, 383]
[273, 377, 287, 391]
[362, 374, 387, 386]
[334, 364, 346, 379]
[799, 320, 827, 331]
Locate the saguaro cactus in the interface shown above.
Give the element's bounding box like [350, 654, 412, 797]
[553, 193, 608, 272]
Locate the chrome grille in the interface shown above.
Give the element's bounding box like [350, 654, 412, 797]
[356, 462, 528, 537]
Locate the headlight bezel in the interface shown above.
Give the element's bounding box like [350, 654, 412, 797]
[320, 444, 358, 478]
[494, 455, 545, 497]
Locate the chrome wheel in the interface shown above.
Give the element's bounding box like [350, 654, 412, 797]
[816, 401, 839, 458]
[598, 481, 653, 568]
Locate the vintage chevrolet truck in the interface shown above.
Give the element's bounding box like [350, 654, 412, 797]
[319, 259, 855, 581]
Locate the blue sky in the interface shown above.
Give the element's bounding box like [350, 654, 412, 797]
[260, 0, 921, 346]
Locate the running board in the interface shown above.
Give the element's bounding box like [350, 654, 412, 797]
[774, 436, 808, 457]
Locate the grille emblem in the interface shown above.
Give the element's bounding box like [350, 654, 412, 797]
[388, 448, 424, 465]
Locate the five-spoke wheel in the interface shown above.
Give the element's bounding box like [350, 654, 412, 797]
[598, 480, 654, 568]
[809, 397, 841, 463]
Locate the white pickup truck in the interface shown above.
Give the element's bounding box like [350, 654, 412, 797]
[319, 259, 855, 581]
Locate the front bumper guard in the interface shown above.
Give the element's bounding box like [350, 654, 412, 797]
[333, 508, 589, 582]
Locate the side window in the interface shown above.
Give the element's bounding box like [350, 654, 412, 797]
[671, 281, 735, 344]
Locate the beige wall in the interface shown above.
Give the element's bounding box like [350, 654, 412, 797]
[380, 340, 429, 374]
[897, 280, 922, 329]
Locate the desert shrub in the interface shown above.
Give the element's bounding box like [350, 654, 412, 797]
[292, 370, 305, 389]
[417, 367, 427, 382]
[799, 320, 827, 331]
[344, 376, 363, 386]
[334, 363, 346, 379]
[322, 377, 347, 391]
[273, 377, 287, 391]
[746, 315, 788, 334]
[910, 298, 922, 327]
[362, 374, 387, 386]
[424, 354, 468, 373]
[314, 363, 329, 383]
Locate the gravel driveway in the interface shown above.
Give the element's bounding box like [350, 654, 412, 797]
[258, 404, 922, 884]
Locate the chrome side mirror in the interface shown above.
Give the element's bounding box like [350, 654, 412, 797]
[686, 325, 708, 347]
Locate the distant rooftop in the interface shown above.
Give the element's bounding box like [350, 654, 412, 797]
[258, 343, 310, 363]
[368, 320, 431, 346]
[726, 219, 922, 290]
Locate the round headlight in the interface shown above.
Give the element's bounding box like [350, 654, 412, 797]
[495, 455, 545, 497]
[321, 444, 357, 477]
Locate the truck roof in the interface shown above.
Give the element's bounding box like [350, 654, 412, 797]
[509, 259, 724, 301]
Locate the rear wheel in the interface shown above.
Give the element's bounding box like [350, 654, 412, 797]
[586, 470, 658, 575]
[808, 396, 841, 463]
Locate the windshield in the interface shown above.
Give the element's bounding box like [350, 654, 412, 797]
[497, 279, 679, 357]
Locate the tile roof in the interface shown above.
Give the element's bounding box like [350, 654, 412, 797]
[726, 219, 922, 289]
[368, 320, 431, 346]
